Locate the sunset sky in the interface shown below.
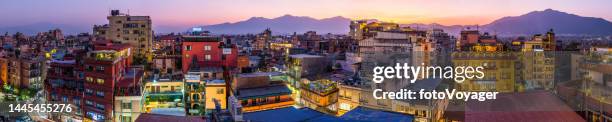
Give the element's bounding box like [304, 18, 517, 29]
[1, 0, 610, 32]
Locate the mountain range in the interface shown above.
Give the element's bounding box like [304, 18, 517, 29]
[193, 15, 351, 35]
[195, 9, 612, 36]
[1, 9, 611, 36]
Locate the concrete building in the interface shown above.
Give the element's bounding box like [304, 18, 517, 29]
[231, 72, 294, 112]
[93, 10, 153, 62]
[3, 55, 46, 89]
[144, 75, 185, 114]
[452, 52, 517, 92]
[286, 54, 330, 88]
[299, 79, 339, 114]
[113, 70, 145, 122]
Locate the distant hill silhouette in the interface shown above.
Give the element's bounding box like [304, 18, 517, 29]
[193, 15, 351, 34]
[483, 9, 612, 35]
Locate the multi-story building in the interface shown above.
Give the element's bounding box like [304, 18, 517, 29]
[286, 54, 330, 89]
[45, 52, 87, 122]
[557, 50, 611, 122]
[452, 52, 517, 92]
[253, 29, 272, 52]
[0, 58, 7, 85]
[300, 79, 338, 114]
[181, 36, 238, 73]
[231, 72, 294, 112]
[183, 72, 205, 116]
[82, 41, 133, 121]
[349, 20, 400, 40]
[516, 32, 556, 90]
[113, 70, 144, 122]
[205, 79, 227, 111]
[152, 55, 179, 75]
[143, 75, 185, 114]
[4, 55, 46, 89]
[45, 41, 142, 122]
[93, 10, 153, 62]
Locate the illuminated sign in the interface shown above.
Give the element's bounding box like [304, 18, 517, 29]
[223, 48, 232, 54]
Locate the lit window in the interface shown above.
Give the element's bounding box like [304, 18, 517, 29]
[86, 77, 94, 82]
[96, 91, 104, 97]
[204, 45, 211, 51]
[85, 100, 93, 106]
[217, 88, 224, 94]
[85, 89, 93, 93]
[96, 103, 105, 110]
[96, 79, 105, 85]
[205, 55, 211, 60]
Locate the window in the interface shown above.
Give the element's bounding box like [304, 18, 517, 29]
[204, 45, 211, 51]
[86, 77, 94, 83]
[216, 88, 224, 94]
[85, 89, 93, 95]
[205, 55, 211, 61]
[96, 91, 104, 97]
[120, 116, 132, 122]
[86, 65, 94, 71]
[96, 79, 105, 85]
[186, 45, 192, 51]
[73, 97, 81, 106]
[96, 104, 105, 110]
[55, 68, 61, 74]
[121, 102, 131, 109]
[85, 100, 93, 106]
[97, 66, 104, 72]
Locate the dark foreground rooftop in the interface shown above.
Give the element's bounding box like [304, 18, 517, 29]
[243, 106, 414, 122]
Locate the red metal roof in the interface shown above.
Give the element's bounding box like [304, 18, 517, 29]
[465, 91, 585, 122]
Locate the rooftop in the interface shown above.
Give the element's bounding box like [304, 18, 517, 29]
[236, 84, 291, 100]
[206, 79, 226, 85]
[289, 54, 323, 59]
[243, 106, 414, 122]
[237, 72, 283, 78]
[465, 91, 584, 122]
[183, 36, 221, 42]
[135, 113, 205, 122]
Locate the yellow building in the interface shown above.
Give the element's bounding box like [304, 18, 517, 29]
[519, 35, 556, 90]
[0, 58, 7, 84]
[143, 78, 184, 113]
[94, 10, 153, 62]
[300, 79, 339, 114]
[337, 79, 447, 122]
[205, 79, 227, 110]
[452, 52, 517, 92]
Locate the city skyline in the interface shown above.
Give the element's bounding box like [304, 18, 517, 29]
[1, 0, 611, 33]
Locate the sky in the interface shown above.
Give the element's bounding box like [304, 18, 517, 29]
[0, 0, 611, 33]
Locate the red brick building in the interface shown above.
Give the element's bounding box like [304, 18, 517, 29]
[181, 36, 238, 73]
[45, 50, 88, 122]
[82, 41, 133, 121]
